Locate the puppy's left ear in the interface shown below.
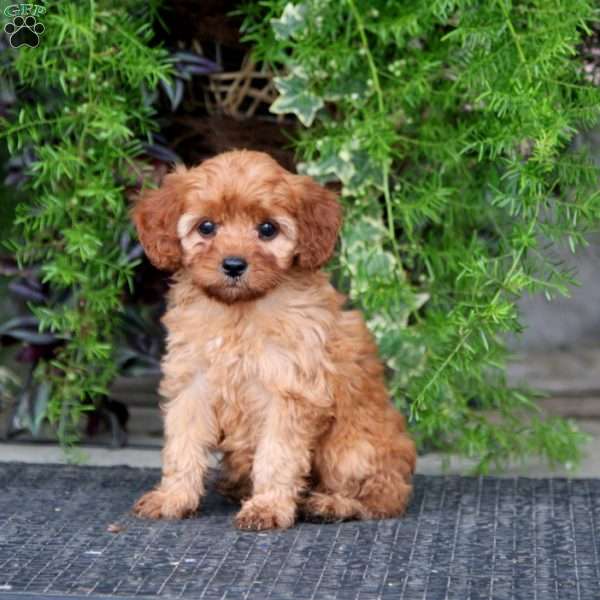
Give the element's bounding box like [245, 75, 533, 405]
[292, 175, 342, 270]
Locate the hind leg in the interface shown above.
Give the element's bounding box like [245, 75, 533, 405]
[216, 448, 253, 503]
[216, 477, 252, 503]
[302, 470, 412, 521]
[304, 429, 415, 522]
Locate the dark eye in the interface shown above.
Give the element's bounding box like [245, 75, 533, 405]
[258, 221, 278, 240]
[198, 220, 216, 237]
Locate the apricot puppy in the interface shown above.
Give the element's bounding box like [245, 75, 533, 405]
[131, 150, 416, 529]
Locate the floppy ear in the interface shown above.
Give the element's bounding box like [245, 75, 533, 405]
[131, 169, 187, 272]
[292, 175, 342, 270]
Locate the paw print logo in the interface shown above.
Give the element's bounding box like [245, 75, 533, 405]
[4, 15, 45, 48]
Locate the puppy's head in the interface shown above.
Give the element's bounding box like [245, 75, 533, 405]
[132, 150, 341, 303]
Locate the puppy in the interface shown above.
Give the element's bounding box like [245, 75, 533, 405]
[131, 150, 416, 529]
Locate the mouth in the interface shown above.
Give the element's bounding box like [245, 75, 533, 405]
[203, 274, 264, 304]
[223, 275, 245, 288]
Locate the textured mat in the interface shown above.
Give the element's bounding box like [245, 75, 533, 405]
[0, 463, 599, 600]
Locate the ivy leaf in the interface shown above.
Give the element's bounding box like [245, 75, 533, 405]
[270, 71, 324, 126]
[299, 144, 383, 192]
[342, 215, 387, 248]
[271, 2, 308, 40]
[364, 251, 395, 278]
[298, 153, 355, 184]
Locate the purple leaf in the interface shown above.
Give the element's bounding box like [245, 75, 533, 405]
[179, 64, 217, 76]
[173, 52, 220, 72]
[142, 143, 181, 164]
[8, 280, 47, 303]
[160, 77, 185, 111]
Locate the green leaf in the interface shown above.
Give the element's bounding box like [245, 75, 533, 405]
[271, 2, 308, 41]
[270, 71, 324, 126]
[239, 0, 600, 469]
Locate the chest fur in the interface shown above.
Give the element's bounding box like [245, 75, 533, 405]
[163, 297, 332, 396]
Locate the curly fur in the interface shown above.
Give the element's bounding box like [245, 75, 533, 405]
[131, 150, 416, 530]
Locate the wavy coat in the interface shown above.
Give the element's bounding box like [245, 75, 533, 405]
[132, 150, 416, 529]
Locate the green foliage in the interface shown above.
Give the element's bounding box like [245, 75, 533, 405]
[242, 0, 600, 471]
[1, 1, 170, 444]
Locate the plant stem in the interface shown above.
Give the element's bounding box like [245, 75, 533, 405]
[412, 204, 540, 415]
[496, 0, 532, 84]
[346, 0, 401, 268]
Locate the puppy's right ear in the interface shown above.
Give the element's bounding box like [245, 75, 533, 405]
[131, 169, 187, 272]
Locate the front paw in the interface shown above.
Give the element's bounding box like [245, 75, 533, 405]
[235, 495, 296, 530]
[133, 487, 199, 520]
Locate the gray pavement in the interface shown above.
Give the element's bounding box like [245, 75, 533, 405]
[4, 463, 597, 599]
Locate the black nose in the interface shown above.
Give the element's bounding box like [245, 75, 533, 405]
[222, 256, 248, 277]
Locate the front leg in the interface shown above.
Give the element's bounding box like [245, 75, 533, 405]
[134, 373, 217, 519]
[235, 391, 325, 530]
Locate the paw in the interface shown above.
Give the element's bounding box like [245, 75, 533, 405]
[301, 492, 350, 522]
[133, 488, 199, 520]
[234, 495, 295, 531]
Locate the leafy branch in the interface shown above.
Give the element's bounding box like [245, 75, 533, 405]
[243, 0, 600, 471]
[2, 1, 171, 445]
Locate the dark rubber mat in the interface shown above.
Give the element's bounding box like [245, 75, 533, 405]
[0, 463, 599, 600]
